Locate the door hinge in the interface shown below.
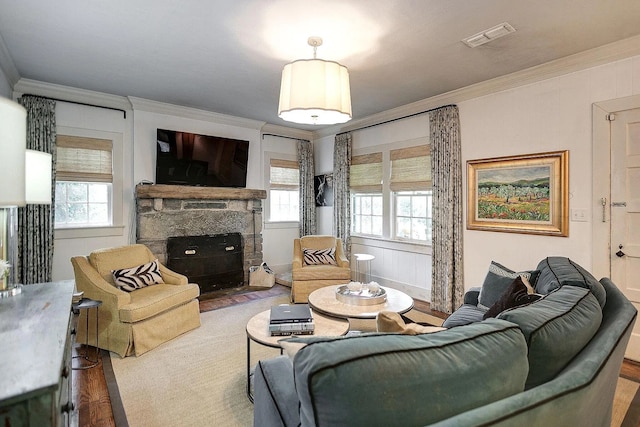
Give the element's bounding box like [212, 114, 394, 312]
[606, 113, 616, 121]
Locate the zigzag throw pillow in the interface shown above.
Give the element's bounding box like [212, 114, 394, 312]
[303, 247, 338, 266]
[112, 259, 164, 292]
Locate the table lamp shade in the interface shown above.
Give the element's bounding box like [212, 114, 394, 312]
[0, 97, 27, 207]
[25, 150, 52, 205]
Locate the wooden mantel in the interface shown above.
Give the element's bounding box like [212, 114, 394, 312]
[136, 184, 267, 200]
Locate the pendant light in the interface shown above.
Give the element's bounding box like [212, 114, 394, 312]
[278, 37, 352, 125]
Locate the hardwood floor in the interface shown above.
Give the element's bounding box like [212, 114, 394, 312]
[71, 284, 638, 426]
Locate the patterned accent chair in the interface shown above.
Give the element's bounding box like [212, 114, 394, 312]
[291, 235, 351, 303]
[71, 244, 201, 357]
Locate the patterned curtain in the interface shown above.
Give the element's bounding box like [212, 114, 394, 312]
[333, 132, 352, 258]
[429, 105, 464, 313]
[297, 139, 316, 236]
[17, 95, 56, 284]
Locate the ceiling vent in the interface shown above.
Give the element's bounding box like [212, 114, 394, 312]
[462, 22, 516, 48]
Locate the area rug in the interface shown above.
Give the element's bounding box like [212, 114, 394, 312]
[109, 295, 289, 427]
[613, 375, 640, 426]
[106, 295, 640, 427]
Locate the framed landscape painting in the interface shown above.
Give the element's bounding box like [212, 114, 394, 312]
[467, 150, 569, 236]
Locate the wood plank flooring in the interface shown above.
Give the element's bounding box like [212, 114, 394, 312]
[71, 284, 639, 426]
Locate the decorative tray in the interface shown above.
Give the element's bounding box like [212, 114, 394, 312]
[335, 283, 387, 306]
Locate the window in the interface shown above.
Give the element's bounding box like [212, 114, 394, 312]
[390, 145, 431, 242]
[55, 135, 113, 228]
[352, 193, 383, 236]
[395, 191, 432, 241]
[269, 158, 299, 222]
[350, 153, 383, 237]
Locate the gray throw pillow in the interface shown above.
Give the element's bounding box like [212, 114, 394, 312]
[478, 261, 539, 310]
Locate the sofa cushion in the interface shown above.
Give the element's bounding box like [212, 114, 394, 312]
[535, 257, 606, 308]
[118, 283, 200, 323]
[497, 285, 602, 389]
[289, 319, 529, 426]
[478, 261, 539, 310]
[303, 247, 337, 265]
[112, 259, 164, 292]
[442, 304, 486, 328]
[483, 276, 542, 319]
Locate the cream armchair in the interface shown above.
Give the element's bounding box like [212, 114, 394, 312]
[291, 235, 351, 303]
[71, 244, 201, 357]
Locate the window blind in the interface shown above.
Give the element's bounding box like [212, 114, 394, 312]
[56, 135, 113, 182]
[350, 152, 383, 193]
[390, 145, 431, 191]
[270, 159, 299, 190]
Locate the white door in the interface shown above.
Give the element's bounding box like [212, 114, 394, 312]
[611, 108, 640, 361]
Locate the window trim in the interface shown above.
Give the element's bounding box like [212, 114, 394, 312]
[350, 137, 431, 246]
[351, 192, 384, 237]
[55, 126, 124, 238]
[264, 151, 300, 227]
[392, 190, 433, 243]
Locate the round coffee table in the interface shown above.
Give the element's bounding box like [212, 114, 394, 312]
[246, 308, 349, 402]
[308, 285, 414, 319]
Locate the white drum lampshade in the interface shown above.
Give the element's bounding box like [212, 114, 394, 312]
[278, 37, 352, 126]
[0, 97, 27, 207]
[25, 150, 52, 205]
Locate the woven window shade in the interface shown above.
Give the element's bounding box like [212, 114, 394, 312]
[390, 145, 431, 191]
[270, 159, 299, 190]
[350, 152, 382, 192]
[56, 135, 113, 182]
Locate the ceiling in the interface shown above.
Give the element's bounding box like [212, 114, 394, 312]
[1, 0, 640, 131]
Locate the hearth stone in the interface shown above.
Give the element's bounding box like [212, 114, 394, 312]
[135, 184, 267, 286]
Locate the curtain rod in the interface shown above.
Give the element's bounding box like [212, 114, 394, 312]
[261, 133, 310, 142]
[337, 104, 456, 136]
[22, 94, 128, 119]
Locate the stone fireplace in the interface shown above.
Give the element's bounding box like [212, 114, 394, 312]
[135, 184, 267, 293]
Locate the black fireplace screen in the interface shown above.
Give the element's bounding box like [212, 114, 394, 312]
[167, 233, 243, 294]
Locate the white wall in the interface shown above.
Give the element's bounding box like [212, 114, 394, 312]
[261, 135, 300, 273]
[313, 133, 335, 235]
[14, 51, 640, 293]
[52, 102, 133, 281]
[0, 66, 10, 98]
[314, 118, 433, 300]
[460, 55, 640, 287]
[314, 54, 640, 297]
[129, 101, 263, 187]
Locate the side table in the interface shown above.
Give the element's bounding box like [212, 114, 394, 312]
[245, 308, 349, 402]
[353, 253, 375, 283]
[72, 298, 102, 370]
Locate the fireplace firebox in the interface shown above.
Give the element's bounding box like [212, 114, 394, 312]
[167, 233, 243, 295]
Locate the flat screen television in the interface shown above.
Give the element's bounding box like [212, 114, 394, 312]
[155, 129, 249, 187]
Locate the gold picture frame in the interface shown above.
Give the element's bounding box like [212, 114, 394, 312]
[467, 150, 569, 236]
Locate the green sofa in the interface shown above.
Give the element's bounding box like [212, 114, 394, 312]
[253, 259, 637, 426]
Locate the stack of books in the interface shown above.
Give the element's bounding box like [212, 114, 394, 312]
[269, 304, 314, 336]
[72, 291, 84, 305]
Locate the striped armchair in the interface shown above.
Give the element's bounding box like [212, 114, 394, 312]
[291, 235, 351, 303]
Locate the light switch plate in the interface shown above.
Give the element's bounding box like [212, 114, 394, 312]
[570, 208, 589, 222]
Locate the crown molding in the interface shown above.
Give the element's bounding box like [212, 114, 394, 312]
[128, 96, 265, 130]
[13, 78, 132, 111]
[260, 123, 313, 141]
[312, 34, 640, 139]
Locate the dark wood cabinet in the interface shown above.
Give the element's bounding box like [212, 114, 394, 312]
[0, 280, 76, 426]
